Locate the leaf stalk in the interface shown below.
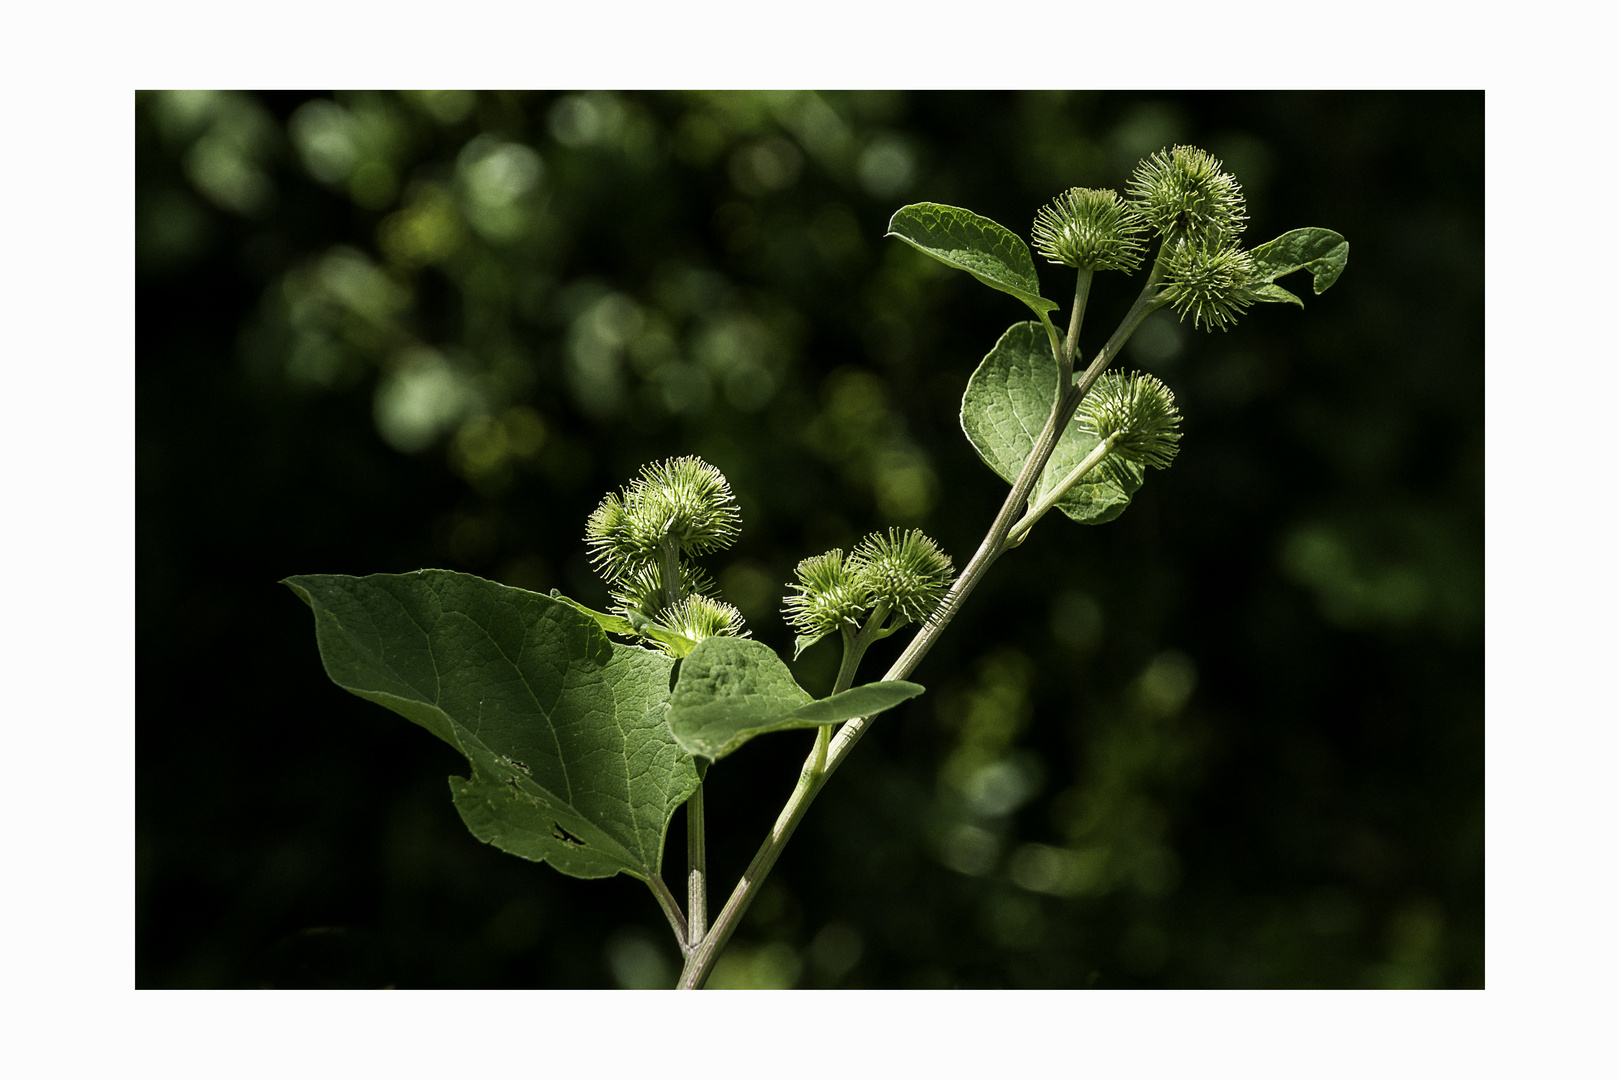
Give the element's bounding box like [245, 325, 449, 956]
[1005, 432, 1119, 548]
[649, 873, 689, 953]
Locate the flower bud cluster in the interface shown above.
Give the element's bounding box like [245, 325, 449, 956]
[586, 456, 740, 578]
[1127, 145, 1259, 332]
[584, 456, 746, 648]
[783, 529, 955, 642]
[1075, 371, 1183, 470]
[1031, 187, 1146, 274]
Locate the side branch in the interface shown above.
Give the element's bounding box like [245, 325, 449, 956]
[649, 873, 689, 954]
[677, 278, 1163, 989]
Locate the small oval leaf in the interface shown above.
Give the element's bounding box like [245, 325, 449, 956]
[669, 637, 924, 760]
[887, 202, 1058, 316]
[960, 322, 1144, 525]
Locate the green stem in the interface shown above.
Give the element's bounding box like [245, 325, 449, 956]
[991, 269, 1099, 552]
[655, 530, 703, 952]
[677, 740, 828, 988]
[1076, 285, 1163, 396]
[1063, 269, 1093, 376]
[814, 604, 891, 776]
[834, 604, 890, 694]
[676, 600, 891, 988]
[830, 626, 864, 697]
[648, 873, 688, 953]
[1037, 309, 1063, 372]
[686, 783, 707, 948]
[811, 723, 831, 778]
[880, 280, 1161, 682]
[676, 274, 1164, 991]
[659, 534, 682, 610]
[1005, 434, 1119, 548]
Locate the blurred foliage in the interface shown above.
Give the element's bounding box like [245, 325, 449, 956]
[136, 90, 1482, 988]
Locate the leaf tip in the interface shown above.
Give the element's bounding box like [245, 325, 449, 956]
[281, 576, 317, 605]
[1314, 240, 1348, 294]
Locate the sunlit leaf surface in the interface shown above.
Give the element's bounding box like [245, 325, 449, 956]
[886, 202, 1058, 316]
[668, 637, 924, 761]
[1244, 227, 1349, 306]
[960, 322, 1144, 525]
[285, 570, 699, 881]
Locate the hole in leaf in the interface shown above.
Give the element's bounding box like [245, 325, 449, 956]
[553, 823, 586, 846]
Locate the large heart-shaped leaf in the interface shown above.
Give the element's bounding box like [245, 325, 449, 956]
[887, 203, 1058, 317]
[668, 637, 924, 761]
[960, 322, 1144, 525]
[285, 570, 700, 882]
[1243, 227, 1349, 307]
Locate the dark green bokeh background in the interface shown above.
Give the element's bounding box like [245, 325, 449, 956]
[136, 90, 1482, 988]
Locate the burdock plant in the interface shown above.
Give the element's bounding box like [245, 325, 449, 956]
[286, 143, 1347, 988]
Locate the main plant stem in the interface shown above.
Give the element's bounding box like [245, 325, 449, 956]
[677, 276, 1164, 989]
[657, 532, 710, 954]
[687, 785, 707, 945]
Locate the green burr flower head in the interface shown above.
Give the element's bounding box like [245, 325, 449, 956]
[583, 490, 631, 578]
[1031, 187, 1146, 273]
[849, 528, 955, 627]
[585, 455, 748, 654]
[630, 456, 741, 556]
[783, 548, 872, 639]
[584, 455, 741, 583]
[661, 594, 748, 643]
[1127, 145, 1247, 246]
[1076, 371, 1183, 470]
[1160, 238, 1257, 332]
